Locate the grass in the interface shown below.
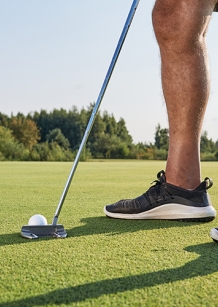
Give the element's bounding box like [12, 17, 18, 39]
[1, 160, 218, 307]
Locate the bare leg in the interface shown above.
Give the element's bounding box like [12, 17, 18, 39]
[152, 0, 217, 189]
[104, 0, 217, 221]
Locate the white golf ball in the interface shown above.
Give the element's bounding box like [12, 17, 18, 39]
[28, 214, 48, 226]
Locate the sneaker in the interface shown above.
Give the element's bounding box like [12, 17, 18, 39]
[210, 228, 218, 242]
[104, 170, 216, 221]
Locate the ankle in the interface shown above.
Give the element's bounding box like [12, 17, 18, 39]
[165, 169, 201, 190]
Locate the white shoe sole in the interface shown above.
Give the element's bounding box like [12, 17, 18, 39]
[104, 203, 216, 220]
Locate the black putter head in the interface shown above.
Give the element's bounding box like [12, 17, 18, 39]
[20, 224, 67, 239]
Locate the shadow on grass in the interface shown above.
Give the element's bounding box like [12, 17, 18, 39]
[0, 242, 218, 306]
[0, 216, 201, 246]
[67, 216, 205, 237]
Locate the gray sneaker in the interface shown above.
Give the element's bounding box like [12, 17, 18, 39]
[104, 170, 216, 221]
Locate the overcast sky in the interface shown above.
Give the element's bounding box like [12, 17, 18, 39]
[1, 0, 218, 143]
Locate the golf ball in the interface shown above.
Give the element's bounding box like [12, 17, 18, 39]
[28, 214, 48, 226]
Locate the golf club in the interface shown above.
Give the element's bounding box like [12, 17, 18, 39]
[21, 0, 140, 239]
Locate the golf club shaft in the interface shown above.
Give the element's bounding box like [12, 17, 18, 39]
[52, 0, 140, 225]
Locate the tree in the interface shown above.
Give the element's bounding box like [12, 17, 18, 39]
[9, 117, 40, 149]
[154, 124, 169, 150]
[200, 131, 216, 153]
[46, 128, 70, 150]
[29, 107, 87, 150]
[0, 112, 9, 127]
[0, 125, 29, 160]
[117, 118, 133, 144]
[102, 111, 117, 136]
[30, 141, 74, 161]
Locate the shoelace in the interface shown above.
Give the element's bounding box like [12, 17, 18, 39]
[143, 178, 173, 206]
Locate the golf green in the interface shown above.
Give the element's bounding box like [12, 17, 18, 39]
[0, 161, 218, 307]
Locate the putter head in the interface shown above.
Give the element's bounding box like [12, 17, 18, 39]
[20, 224, 67, 239]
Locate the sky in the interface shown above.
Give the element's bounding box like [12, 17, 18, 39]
[1, 0, 218, 144]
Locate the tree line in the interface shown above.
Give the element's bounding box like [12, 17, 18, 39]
[0, 104, 218, 161]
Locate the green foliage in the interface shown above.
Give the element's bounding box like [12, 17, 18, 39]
[30, 142, 74, 161]
[1, 108, 218, 161]
[0, 126, 29, 161]
[200, 152, 216, 161]
[8, 116, 40, 149]
[117, 118, 133, 144]
[29, 107, 88, 150]
[28, 104, 133, 159]
[153, 148, 168, 160]
[200, 131, 216, 153]
[46, 128, 70, 150]
[0, 112, 9, 127]
[154, 123, 169, 150]
[0, 125, 74, 162]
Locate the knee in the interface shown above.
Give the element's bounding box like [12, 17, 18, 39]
[152, 5, 178, 47]
[152, 2, 207, 52]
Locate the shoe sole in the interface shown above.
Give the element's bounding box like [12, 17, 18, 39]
[104, 203, 216, 222]
[210, 228, 218, 242]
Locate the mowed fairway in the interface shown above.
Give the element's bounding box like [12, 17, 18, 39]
[1, 161, 218, 307]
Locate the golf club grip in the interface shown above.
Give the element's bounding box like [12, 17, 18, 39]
[52, 0, 140, 225]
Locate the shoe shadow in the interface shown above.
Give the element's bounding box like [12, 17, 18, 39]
[0, 242, 217, 306]
[0, 216, 202, 246]
[67, 215, 209, 237]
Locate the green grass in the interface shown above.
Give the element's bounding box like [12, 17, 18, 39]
[1, 161, 218, 307]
